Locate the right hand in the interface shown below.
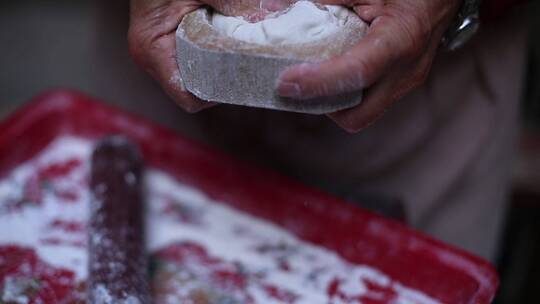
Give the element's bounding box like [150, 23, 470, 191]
[277, 0, 461, 132]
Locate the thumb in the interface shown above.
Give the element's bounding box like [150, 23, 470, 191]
[276, 16, 403, 99]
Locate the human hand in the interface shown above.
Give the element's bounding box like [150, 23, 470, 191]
[277, 0, 462, 132]
[128, 0, 293, 113]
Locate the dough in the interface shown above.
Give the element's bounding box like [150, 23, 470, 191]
[211, 1, 351, 45]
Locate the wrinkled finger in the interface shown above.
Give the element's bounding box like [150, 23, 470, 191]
[155, 45, 214, 113]
[277, 16, 404, 99]
[354, 4, 384, 22]
[131, 0, 201, 26]
[153, 37, 215, 113]
[315, 0, 384, 22]
[328, 73, 399, 132]
[329, 31, 438, 133]
[128, 0, 199, 69]
[129, 1, 214, 113]
[328, 51, 433, 133]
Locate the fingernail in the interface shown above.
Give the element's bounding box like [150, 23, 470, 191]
[277, 81, 301, 98]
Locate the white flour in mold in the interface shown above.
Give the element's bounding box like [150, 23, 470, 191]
[211, 1, 351, 45]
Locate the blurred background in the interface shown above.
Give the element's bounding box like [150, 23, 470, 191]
[1, 1, 539, 302]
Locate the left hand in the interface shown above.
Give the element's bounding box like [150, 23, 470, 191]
[276, 0, 463, 132]
[128, 0, 293, 113]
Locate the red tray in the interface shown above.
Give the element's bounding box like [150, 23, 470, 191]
[0, 90, 498, 303]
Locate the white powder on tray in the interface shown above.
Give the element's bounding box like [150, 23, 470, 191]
[0, 136, 440, 304]
[211, 1, 351, 45]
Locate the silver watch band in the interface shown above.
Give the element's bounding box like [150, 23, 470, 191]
[442, 0, 482, 51]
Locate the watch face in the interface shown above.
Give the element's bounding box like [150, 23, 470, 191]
[448, 16, 480, 51]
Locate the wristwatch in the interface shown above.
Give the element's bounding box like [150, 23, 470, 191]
[442, 0, 481, 51]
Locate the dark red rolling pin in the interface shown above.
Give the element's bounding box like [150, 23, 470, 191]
[88, 136, 150, 303]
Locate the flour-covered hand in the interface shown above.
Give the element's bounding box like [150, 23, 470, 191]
[277, 0, 462, 132]
[128, 0, 292, 113]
